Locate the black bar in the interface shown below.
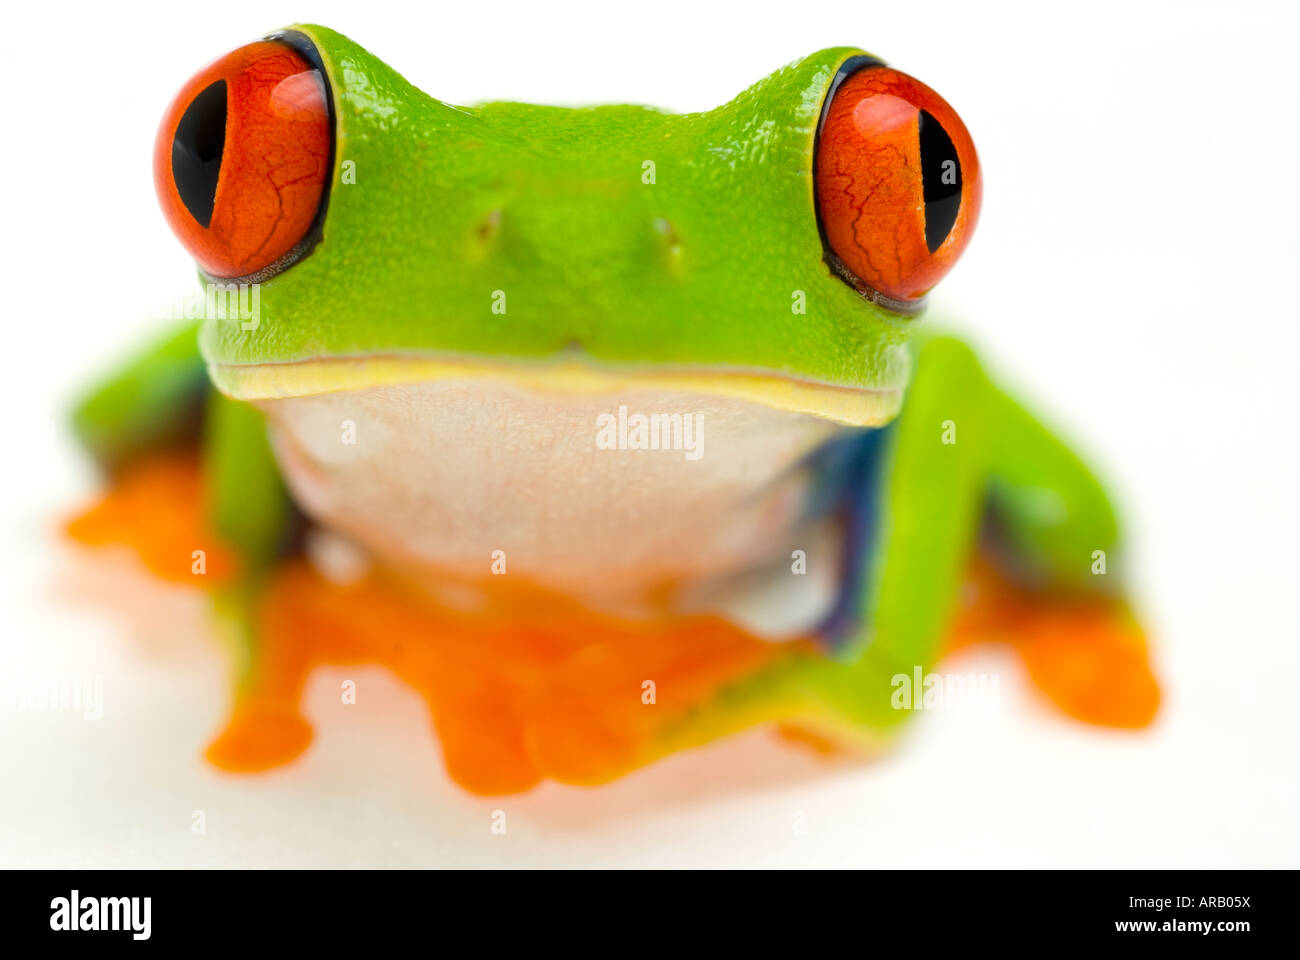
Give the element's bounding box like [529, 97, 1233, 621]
[0, 868, 1282, 947]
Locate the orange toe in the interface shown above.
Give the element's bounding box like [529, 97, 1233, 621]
[205, 701, 314, 772]
[1017, 606, 1160, 728]
[65, 453, 237, 584]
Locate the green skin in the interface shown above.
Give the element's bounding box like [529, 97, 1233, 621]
[72, 25, 1127, 771]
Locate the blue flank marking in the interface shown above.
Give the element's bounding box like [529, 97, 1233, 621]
[802, 424, 894, 649]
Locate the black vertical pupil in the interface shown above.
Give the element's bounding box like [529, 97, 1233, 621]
[171, 79, 227, 229]
[918, 109, 961, 254]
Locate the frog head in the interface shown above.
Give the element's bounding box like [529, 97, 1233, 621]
[154, 24, 980, 427]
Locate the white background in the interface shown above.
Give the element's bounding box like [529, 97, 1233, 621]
[0, 0, 1296, 867]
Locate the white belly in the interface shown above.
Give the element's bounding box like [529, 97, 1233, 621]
[258, 379, 846, 623]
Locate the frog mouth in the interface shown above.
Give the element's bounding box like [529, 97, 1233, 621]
[209, 353, 905, 427]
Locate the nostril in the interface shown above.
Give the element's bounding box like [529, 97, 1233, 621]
[653, 216, 681, 255]
[477, 209, 503, 243]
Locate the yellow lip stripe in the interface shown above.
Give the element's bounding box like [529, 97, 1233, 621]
[211, 355, 902, 426]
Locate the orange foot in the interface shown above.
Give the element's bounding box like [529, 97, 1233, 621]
[206, 701, 314, 772]
[947, 558, 1160, 728]
[65, 452, 237, 584]
[1016, 605, 1159, 728]
[198, 560, 796, 794]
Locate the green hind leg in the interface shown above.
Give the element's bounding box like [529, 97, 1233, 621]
[821, 333, 1156, 730]
[682, 332, 1156, 747]
[972, 372, 1157, 726]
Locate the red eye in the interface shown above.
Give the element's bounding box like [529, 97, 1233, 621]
[815, 63, 981, 305]
[153, 39, 332, 279]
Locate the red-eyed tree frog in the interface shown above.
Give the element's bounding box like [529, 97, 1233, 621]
[68, 25, 1158, 795]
